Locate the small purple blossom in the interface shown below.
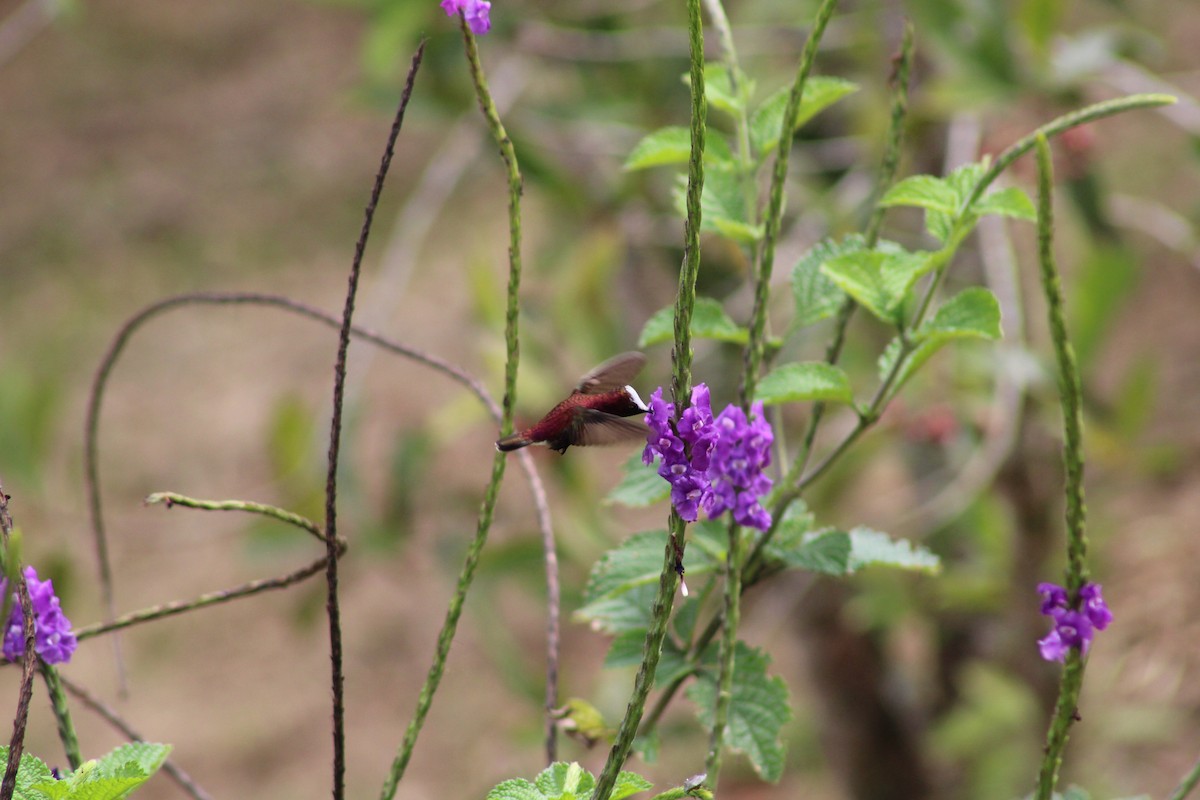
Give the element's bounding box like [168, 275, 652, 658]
[703, 402, 774, 531]
[643, 384, 774, 530]
[1, 567, 76, 665]
[440, 0, 491, 35]
[1036, 581, 1112, 663]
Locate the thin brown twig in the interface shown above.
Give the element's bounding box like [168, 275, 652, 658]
[322, 41, 425, 800]
[0, 482, 37, 800]
[57, 673, 213, 800]
[73, 546, 343, 641]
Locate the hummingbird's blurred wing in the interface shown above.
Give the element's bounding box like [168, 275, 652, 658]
[575, 352, 646, 395]
[573, 410, 650, 447]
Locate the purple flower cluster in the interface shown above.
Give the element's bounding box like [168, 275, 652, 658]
[1036, 581, 1113, 663]
[643, 383, 774, 530]
[440, 0, 491, 35]
[1, 567, 77, 665]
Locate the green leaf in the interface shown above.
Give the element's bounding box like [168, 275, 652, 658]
[847, 527, 940, 573]
[821, 249, 934, 324]
[749, 77, 858, 156]
[582, 531, 672, 604]
[536, 762, 594, 800]
[686, 642, 792, 782]
[791, 236, 855, 329]
[95, 742, 171, 780]
[878, 287, 1002, 388]
[0, 748, 53, 798]
[879, 175, 960, 214]
[783, 530, 852, 575]
[576, 582, 657, 634]
[487, 778, 545, 800]
[605, 629, 691, 686]
[674, 168, 761, 244]
[696, 63, 755, 118]
[624, 127, 735, 171]
[929, 162, 989, 241]
[606, 454, 669, 508]
[638, 297, 748, 348]
[755, 362, 853, 406]
[611, 773, 655, 800]
[973, 186, 1036, 221]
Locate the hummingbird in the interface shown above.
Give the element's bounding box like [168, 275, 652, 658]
[496, 352, 650, 454]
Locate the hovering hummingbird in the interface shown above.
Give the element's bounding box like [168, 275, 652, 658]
[496, 352, 650, 454]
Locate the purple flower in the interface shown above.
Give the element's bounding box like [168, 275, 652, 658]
[1036, 581, 1112, 663]
[643, 386, 713, 522]
[643, 385, 775, 529]
[703, 402, 774, 531]
[1037, 582, 1069, 616]
[1079, 583, 1113, 630]
[1, 567, 76, 665]
[440, 0, 491, 35]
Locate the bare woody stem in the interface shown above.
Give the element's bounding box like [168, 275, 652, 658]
[323, 43, 425, 800]
[0, 483, 36, 800]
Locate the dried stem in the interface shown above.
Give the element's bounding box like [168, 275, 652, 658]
[0, 483, 36, 800]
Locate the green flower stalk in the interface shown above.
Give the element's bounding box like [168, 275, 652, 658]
[379, 13, 524, 800]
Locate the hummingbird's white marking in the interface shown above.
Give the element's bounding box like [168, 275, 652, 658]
[624, 385, 648, 412]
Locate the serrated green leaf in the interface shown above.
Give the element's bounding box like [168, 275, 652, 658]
[624, 127, 735, 171]
[674, 168, 754, 242]
[487, 778, 545, 800]
[582, 531, 671, 604]
[711, 217, 764, 244]
[694, 63, 754, 117]
[95, 742, 171, 780]
[687, 642, 792, 782]
[847, 527, 940, 573]
[923, 287, 1003, 340]
[821, 249, 933, 323]
[638, 297, 748, 348]
[576, 582, 657, 634]
[877, 287, 1002, 389]
[611, 772, 654, 800]
[749, 77, 858, 156]
[606, 454, 669, 508]
[879, 175, 960, 214]
[0, 748, 53, 798]
[928, 161, 990, 241]
[536, 762, 594, 800]
[973, 186, 1036, 221]
[784, 530, 852, 575]
[755, 362, 853, 406]
[791, 237, 854, 328]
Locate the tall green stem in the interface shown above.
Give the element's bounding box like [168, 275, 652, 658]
[1031, 133, 1090, 800]
[40, 663, 81, 771]
[378, 20, 523, 800]
[739, 0, 839, 407]
[591, 0, 706, 797]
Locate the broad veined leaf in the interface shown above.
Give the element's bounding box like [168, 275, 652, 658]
[606, 453, 668, 508]
[928, 161, 990, 241]
[536, 761, 594, 799]
[755, 362, 853, 406]
[638, 297, 748, 348]
[674, 168, 762, 243]
[791, 236, 853, 328]
[687, 642, 792, 782]
[605, 630, 693, 688]
[847, 526, 941, 573]
[820, 249, 934, 323]
[749, 76, 859, 156]
[610, 771, 654, 800]
[580, 531, 721, 611]
[624, 126, 735, 171]
[575, 582, 657, 635]
[879, 174, 960, 214]
[972, 186, 1036, 221]
[878, 287, 1002, 388]
[778, 529, 852, 575]
[692, 63, 756, 118]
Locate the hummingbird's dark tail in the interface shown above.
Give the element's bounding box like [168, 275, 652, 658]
[496, 433, 534, 452]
